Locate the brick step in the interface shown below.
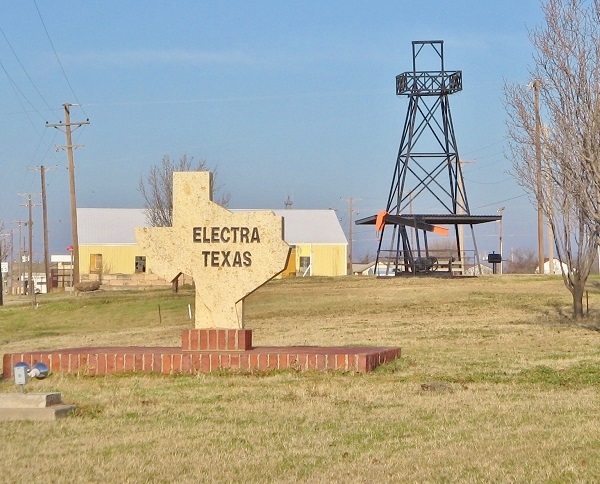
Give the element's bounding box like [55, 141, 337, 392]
[0, 392, 76, 421]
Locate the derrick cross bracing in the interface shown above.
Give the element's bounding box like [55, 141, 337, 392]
[356, 40, 501, 276]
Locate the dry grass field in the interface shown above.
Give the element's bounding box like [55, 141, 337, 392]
[1, 275, 600, 482]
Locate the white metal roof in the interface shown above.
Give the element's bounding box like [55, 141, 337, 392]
[271, 209, 347, 245]
[78, 208, 148, 245]
[77, 208, 347, 246]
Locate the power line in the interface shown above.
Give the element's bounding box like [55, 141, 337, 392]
[465, 177, 513, 185]
[0, 23, 54, 113]
[461, 138, 506, 156]
[0, 58, 61, 173]
[28, 127, 60, 169]
[474, 193, 528, 210]
[33, 0, 87, 118]
[0, 60, 46, 126]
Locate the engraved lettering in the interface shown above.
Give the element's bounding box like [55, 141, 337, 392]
[221, 227, 230, 242]
[221, 251, 231, 267]
[193, 226, 261, 244]
[193, 227, 202, 242]
[240, 227, 250, 243]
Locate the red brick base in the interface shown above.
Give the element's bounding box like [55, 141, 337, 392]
[181, 329, 252, 351]
[2, 328, 401, 377]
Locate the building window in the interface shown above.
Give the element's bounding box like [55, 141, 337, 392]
[135, 256, 146, 273]
[299, 256, 310, 271]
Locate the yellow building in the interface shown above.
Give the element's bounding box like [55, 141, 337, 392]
[269, 209, 347, 277]
[77, 208, 348, 281]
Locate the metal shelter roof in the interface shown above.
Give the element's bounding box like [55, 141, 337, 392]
[356, 213, 501, 229]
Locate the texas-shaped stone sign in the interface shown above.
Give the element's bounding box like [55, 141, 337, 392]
[136, 171, 291, 329]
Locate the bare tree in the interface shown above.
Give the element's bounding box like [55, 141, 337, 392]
[505, 0, 600, 318]
[358, 250, 373, 264]
[505, 248, 538, 274]
[138, 154, 230, 227]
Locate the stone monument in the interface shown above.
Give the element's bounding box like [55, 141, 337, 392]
[3, 170, 400, 376]
[136, 171, 290, 348]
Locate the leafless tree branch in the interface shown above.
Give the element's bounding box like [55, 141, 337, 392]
[505, 0, 600, 318]
[138, 155, 231, 227]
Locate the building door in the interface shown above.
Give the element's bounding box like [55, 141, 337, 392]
[90, 254, 103, 274]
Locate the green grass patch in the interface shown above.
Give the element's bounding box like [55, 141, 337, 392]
[2, 276, 600, 481]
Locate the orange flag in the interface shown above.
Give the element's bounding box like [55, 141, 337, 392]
[375, 210, 387, 239]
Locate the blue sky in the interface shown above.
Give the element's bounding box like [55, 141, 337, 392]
[0, 1, 544, 260]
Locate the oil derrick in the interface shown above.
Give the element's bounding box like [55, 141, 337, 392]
[356, 41, 500, 276]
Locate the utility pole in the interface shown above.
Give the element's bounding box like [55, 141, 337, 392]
[27, 195, 34, 306]
[46, 103, 90, 286]
[544, 150, 555, 274]
[497, 207, 505, 274]
[341, 197, 361, 274]
[0, 230, 14, 298]
[30, 166, 56, 293]
[19, 194, 40, 307]
[41, 166, 51, 292]
[532, 79, 545, 275]
[0, 232, 7, 306]
[9, 229, 14, 295]
[12, 220, 27, 296]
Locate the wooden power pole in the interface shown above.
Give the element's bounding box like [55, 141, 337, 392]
[341, 197, 361, 274]
[19, 194, 40, 306]
[11, 220, 27, 296]
[41, 166, 51, 292]
[27, 195, 34, 306]
[30, 166, 56, 293]
[46, 104, 90, 285]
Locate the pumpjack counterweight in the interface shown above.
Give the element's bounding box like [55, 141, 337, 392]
[357, 41, 500, 276]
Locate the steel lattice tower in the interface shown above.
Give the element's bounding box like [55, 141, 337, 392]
[357, 40, 500, 276]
